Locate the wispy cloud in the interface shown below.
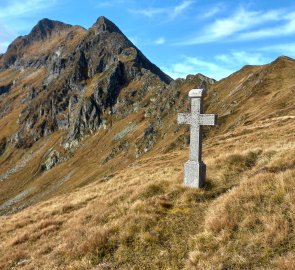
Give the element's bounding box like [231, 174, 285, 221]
[0, 0, 57, 52]
[177, 7, 287, 45]
[162, 56, 232, 80]
[96, 0, 130, 8]
[172, 0, 193, 18]
[238, 11, 295, 40]
[162, 51, 269, 80]
[202, 4, 224, 19]
[215, 51, 269, 66]
[258, 42, 295, 56]
[0, 0, 56, 19]
[129, 0, 193, 19]
[154, 37, 166, 45]
[130, 7, 164, 18]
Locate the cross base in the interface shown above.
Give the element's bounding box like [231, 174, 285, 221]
[184, 161, 206, 188]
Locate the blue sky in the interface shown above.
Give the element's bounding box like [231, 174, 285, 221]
[0, 0, 295, 80]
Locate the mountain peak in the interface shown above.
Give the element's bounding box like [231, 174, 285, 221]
[29, 18, 72, 41]
[273, 55, 295, 63]
[91, 16, 122, 34]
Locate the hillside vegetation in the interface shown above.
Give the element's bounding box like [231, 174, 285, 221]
[0, 17, 295, 269]
[0, 114, 294, 269]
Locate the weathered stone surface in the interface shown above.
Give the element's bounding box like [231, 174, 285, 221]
[135, 123, 159, 157]
[0, 19, 74, 68]
[178, 89, 218, 188]
[0, 137, 6, 156]
[0, 16, 216, 166]
[103, 140, 129, 163]
[0, 16, 174, 149]
[184, 161, 206, 188]
[113, 123, 137, 141]
[41, 148, 65, 171]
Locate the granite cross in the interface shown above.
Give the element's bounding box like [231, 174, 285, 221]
[178, 89, 218, 188]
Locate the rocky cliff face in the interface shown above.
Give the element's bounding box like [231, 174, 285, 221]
[1, 16, 294, 219]
[0, 19, 74, 69]
[0, 16, 217, 214]
[0, 16, 175, 148]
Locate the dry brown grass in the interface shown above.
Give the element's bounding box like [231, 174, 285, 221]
[187, 146, 295, 270]
[0, 57, 294, 268]
[0, 115, 294, 269]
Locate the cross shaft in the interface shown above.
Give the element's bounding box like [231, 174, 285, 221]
[177, 88, 218, 188]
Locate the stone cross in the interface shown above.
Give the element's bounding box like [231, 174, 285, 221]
[178, 89, 218, 188]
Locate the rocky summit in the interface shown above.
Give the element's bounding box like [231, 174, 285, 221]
[0, 16, 214, 209]
[0, 16, 174, 149]
[0, 16, 295, 270]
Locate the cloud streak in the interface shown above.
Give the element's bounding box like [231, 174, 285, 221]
[0, 0, 57, 52]
[176, 7, 294, 45]
[202, 4, 224, 19]
[238, 11, 295, 41]
[215, 51, 269, 67]
[172, 0, 193, 18]
[0, 0, 56, 19]
[258, 42, 295, 56]
[162, 56, 232, 80]
[162, 51, 270, 80]
[129, 0, 193, 19]
[154, 37, 166, 45]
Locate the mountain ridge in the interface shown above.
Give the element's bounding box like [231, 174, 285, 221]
[0, 16, 295, 270]
[91, 16, 123, 34]
[28, 18, 73, 41]
[0, 16, 174, 149]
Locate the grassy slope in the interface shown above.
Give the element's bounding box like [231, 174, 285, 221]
[0, 115, 294, 269]
[206, 56, 295, 135]
[0, 55, 295, 268]
[0, 70, 206, 213]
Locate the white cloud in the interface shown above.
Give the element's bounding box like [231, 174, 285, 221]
[202, 5, 224, 19]
[96, 0, 127, 7]
[162, 51, 270, 80]
[238, 11, 295, 40]
[129, 7, 165, 18]
[162, 56, 232, 80]
[177, 7, 286, 45]
[172, 0, 193, 18]
[129, 0, 193, 19]
[258, 43, 295, 56]
[154, 37, 165, 45]
[0, 0, 56, 19]
[0, 0, 57, 51]
[215, 51, 269, 66]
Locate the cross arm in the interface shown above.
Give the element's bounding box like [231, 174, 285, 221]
[199, 114, 218, 126]
[178, 113, 191, 125]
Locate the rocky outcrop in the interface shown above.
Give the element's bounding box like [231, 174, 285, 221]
[41, 149, 64, 171]
[0, 19, 74, 68]
[29, 18, 72, 42]
[2, 16, 173, 148]
[0, 16, 215, 159]
[133, 74, 215, 157]
[0, 138, 6, 156]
